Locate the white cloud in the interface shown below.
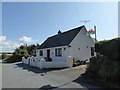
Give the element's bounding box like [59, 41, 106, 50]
[0, 41, 20, 52]
[0, 35, 19, 52]
[0, 36, 37, 52]
[19, 36, 34, 43]
[0, 36, 6, 42]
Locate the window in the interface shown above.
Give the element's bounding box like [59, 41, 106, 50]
[55, 48, 62, 57]
[39, 50, 43, 56]
[91, 47, 95, 56]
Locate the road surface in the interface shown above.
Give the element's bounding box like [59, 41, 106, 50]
[2, 62, 100, 89]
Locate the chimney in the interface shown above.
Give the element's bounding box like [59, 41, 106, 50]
[58, 30, 62, 34]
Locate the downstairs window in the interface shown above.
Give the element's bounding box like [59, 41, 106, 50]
[55, 48, 62, 57]
[39, 50, 43, 56]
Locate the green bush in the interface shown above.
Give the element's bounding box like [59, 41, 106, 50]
[87, 38, 119, 85]
[14, 49, 29, 57]
[3, 44, 40, 63]
[3, 48, 29, 63]
[95, 38, 120, 60]
[3, 56, 11, 62]
[98, 59, 119, 82]
[87, 56, 105, 75]
[2, 53, 9, 59]
[3, 55, 22, 63]
[3, 49, 28, 63]
[87, 57, 119, 83]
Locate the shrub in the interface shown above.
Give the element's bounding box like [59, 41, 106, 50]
[14, 49, 29, 57]
[87, 56, 105, 75]
[98, 59, 119, 82]
[2, 44, 40, 63]
[3, 56, 11, 62]
[86, 38, 119, 85]
[95, 38, 120, 60]
[2, 53, 9, 59]
[3, 55, 22, 63]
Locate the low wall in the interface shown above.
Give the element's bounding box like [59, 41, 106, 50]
[22, 56, 73, 69]
[22, 57, 39, 67]
[22, 57, 29, 64]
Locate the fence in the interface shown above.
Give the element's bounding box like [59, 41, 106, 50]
[22, 56, 73, 69]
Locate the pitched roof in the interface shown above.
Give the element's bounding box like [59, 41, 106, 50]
[38, 25, 84, 49]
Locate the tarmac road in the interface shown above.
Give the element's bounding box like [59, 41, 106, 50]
[2, 61, 100, 89]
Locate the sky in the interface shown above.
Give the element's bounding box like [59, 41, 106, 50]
[1, 2, 118, 52]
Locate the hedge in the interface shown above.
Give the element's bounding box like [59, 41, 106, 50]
[86, 38, 119, 87]
[3, 55, 22, 63]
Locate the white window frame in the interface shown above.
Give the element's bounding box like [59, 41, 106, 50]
[55, 48, 62, 57]
[39, 50, 43, 56]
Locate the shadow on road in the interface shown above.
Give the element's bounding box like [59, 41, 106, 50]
[39, 85, 57, 89]
[73, 73, 103, 89]
[39, 80, 101, 89]
[39, 73, 102, 89]
[14, 62, 65, 74]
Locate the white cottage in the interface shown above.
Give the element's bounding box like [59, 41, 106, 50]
[36, 25, 95, 63]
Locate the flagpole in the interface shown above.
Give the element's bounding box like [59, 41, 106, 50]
[94, 26, 96, 43]
[94, 26, 97, 58]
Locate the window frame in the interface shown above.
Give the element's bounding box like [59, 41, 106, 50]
[55, 48, 62, 57]
[39, 50, 43, 56]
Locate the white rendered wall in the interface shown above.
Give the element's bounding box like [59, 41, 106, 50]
[22, 57, 29, 64]
[39, 56, 73, 69]
[22, 56, 73, 69]
[36, 49, 44, 59]
[69, 27, 95, 62]
[36, 46, 68, 62]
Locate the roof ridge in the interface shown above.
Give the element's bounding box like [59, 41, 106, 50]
[47, 25, 84, 39]
[38, 25, 85, 49]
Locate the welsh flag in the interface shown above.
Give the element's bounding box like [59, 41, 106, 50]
[86, 29, 95, 36]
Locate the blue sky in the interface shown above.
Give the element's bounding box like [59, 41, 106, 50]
[1, 2, 118, 52]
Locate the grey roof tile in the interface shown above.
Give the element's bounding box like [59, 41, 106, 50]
[38, 25, 84, 49]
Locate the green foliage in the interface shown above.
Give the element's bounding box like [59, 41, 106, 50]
[2, 53, 9, 59]
[26, 44, 37, 56]
[87, 38, 119, 85]
[4, 44, 40, 63]
[98, 59, 119, 82]
[87, 56, 104, 75]
[95, 38, 120, 60]
[3, 55, 22, 63]
[3, 56, 11, 62]
[14, 48, 29, 57]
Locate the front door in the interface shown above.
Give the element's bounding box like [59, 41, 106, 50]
[47, 49, 50, 58]
[28, 58, 30, 65]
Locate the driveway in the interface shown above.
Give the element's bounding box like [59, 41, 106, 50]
[2, 62, 100, 89]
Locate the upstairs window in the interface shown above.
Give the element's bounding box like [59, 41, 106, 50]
[40, 50, 43, 56]
[55, 48, 62, 57]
